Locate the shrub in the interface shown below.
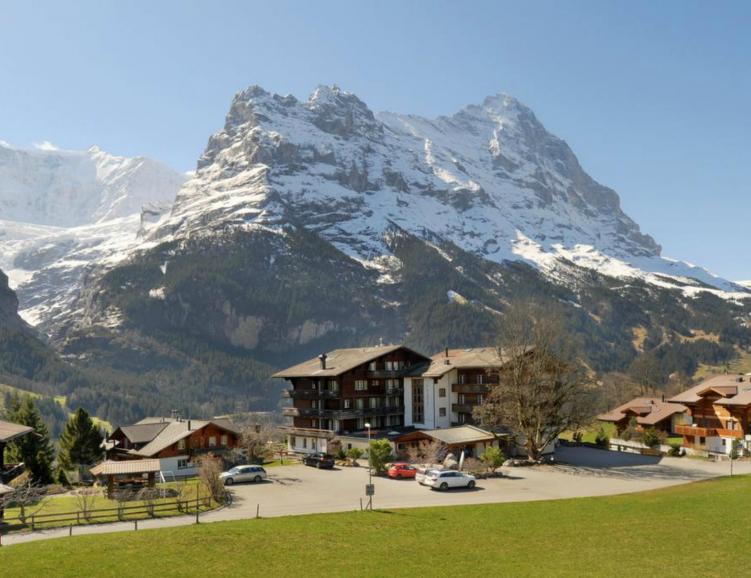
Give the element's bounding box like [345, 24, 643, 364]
[335, 448, 347, 460]
[480, 446, 505, 471]
[572, 430, 584, 444]
[346, 447, 363, 462]
[668, 442, 683, 457]
[621, 417, 639, 442]
[368, 439, 393, 475]
[641, 428, 664, 449]
[594, 428, 610, 448]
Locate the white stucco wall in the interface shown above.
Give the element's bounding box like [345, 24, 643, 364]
[287, 434, 328, 454]
[158, 455, 197, 479]
[404, 372, 453, 429]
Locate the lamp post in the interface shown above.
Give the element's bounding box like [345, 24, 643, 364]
[365, 422, 372, 486]
[365, 422, 373, 510]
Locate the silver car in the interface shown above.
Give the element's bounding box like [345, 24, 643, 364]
[220, 465, 267, 485]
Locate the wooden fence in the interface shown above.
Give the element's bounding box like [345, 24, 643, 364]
[0, 495, 212, 534]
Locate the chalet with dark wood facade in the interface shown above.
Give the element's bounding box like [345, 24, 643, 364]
[668, 374, 751, 455]
[273, 345, 431, 453]
[104, 416, 241, 477]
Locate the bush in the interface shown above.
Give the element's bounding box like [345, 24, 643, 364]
[480, 446, 505, 471]
[335, 448, 347, 460]
[668, 442, 683, 457]
[594, 428, 610, 448]
[368, 439, 393, 475]
[347, 447, 363, 462]
[641, 428, 665, 449]
[572, 430, 584, 445]
[621, 417, 639, 442]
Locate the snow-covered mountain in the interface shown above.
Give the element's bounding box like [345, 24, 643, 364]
[154, 85, 748, 299]
[0, 143, 185, 331]
[0, 142, 184, 227]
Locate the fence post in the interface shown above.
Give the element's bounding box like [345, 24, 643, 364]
[69, 525, 73, 537]
[134, 519, 138, 531]
[31, 515, 35, 531]
[256, 504, 259, 519]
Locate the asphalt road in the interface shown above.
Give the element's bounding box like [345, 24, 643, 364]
[4, 446, 748, 546]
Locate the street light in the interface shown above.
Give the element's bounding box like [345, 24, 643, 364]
[365, 422, 372, 486]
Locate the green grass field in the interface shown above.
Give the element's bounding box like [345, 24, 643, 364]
[2, 475, 749, 577]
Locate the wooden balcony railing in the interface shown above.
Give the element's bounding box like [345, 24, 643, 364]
[674, 424, 717, 437]
[452, 383, 492, 394]
[716, 428, 744, 439]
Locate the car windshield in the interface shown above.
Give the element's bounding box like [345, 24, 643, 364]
[228, 467, 241, 474]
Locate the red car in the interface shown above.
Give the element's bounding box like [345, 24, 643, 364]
[388, 463, 418, 479]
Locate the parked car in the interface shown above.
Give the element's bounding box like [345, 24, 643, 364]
[421, 470, 476, 490]
[415, 468, 440, 485]
[220, 465, 267, 485]
[302, 452, 335, 469]
[388, 463, 418, 479]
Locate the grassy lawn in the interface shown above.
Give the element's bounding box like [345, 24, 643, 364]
[560, 421, 615, 443]
[2, 475, 751, 577]
[3, 480, 213, 531]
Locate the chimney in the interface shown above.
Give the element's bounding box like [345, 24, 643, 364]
[319, 353, 328, 370]
[661, 394, 665, 402]
[187, 420, 192, 430]
[445, 347, 449, 357]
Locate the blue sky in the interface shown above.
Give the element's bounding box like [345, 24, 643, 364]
[1, 0, 749, 279]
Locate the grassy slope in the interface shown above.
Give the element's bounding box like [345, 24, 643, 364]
[694, 348, 751, 380]
[2, 475, 750, 577]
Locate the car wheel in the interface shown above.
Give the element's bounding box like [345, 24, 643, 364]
[440, 482, 448, 491]
[254, 475, 262, 483]
[224, 478, 234, 486]
[467, 480, 476, 489]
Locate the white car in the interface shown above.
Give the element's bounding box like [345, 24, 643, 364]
[421, 470, 476, 491]
[415, 468, 440, 485]
[220, 465, 267, 485]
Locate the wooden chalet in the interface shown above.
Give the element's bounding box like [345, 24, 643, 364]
[104, 416, 241, 477]
[668, 374, 751, 455]
[597, 397, 688, 436]
[273, 345, 431, 453]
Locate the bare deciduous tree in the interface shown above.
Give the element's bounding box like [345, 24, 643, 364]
[473, 301, 594, 461]
[74, 487, 99, 522]
[240, 424, 282, 464]
[1, 481, 47, 524]
[196, 454, 226, 503]
[402, 439, 446, 466]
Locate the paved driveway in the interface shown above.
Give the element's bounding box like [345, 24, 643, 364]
[5, 446, 749, 546]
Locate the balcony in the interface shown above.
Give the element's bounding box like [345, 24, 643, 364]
[452, 383, 492, 394]
[716, 428, 744, 439]
[674, 424, 717, 437]
[282, 389, 340, 400]
[283, 406, 403, 419]
[452, 403, 476, 414]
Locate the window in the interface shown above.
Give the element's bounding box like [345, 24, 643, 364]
[177, 439, 186, 450]
[357, 417, 366, 430]
[476, 373, 484, 384]
[290, 436, 296, 448]
[727, 420, 738, 430]
[368, 361, 377, 371]
[699, 437, 705, 445]
[177, 458, 192, 470]
[328, 379, 339, 392]
[459, 373, 466, 384]
[208, 436, 217, 447]
[412, 378, 424, 424]
[385, 360, 394, 371]
[355, 398, 365, 409]
[438, 388, 446, 398]
[439, 407, 446, 417]
[302, 438, 307, 449]
[355, 380, 368, 391]
[344, 398, 352, 409]
[221, 434, 228, 447]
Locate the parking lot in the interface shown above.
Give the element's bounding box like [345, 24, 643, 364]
[202, 445, 745, 523]
[7, 446, 748, 546]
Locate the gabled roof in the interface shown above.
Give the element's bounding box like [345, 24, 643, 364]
[0, 483, 14, 496]
[418, 347, 518, 378]
[131, 419, 240, 458]
[598, 397, 688, 426]
[669, 375, 751, 405]
[90, 459, 162, 476]
[117, 422, 170, 444]
[397, 425, 500, 445]
[0, 419, 33, 443]
[272, 345, 429, 378]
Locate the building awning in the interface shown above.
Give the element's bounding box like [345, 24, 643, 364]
[90, 459, 161, 476]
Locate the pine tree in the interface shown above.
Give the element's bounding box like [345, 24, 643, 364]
[5, 395, 55, 484]
[58, 408, 103, 477]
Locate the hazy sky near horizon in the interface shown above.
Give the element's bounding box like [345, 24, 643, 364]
[1, 1, 749, 279]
